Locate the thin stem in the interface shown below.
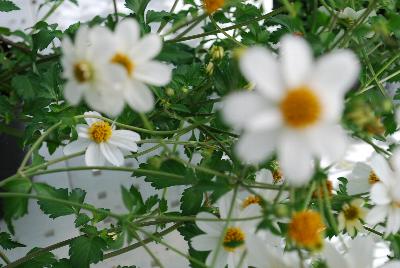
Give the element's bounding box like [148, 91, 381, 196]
[157, 0, 180, 33]
[0, 250, 10, 265]
[112, 0, 118, 22]
[322, 181, 338, 234]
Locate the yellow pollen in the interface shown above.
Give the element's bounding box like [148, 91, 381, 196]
[280, 87, 322, 129]
[88, 121, 112, 143]
[74, 61, 93, 83]
[203, 0, 225, 14]
[343, 205, 360, 221]
[368, 171, 380, 185]
[242, 195, 261, 208]
[111, 53, 135, 76]
[272, 169, 283, 184]
[288, 210, 325, 250]
[223, 227, 245, 252]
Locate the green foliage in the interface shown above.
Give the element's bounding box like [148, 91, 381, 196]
[69, 235, 107, 268]
[0, 232, 25, 250]
[0, 0, 19, 12]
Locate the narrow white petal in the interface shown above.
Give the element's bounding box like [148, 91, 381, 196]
[370, 183, 391, 205]
[381, 261, 400, 268]
[115, 19, 140, 50]
[64, 81, 83, 105]
[134, 61, 172, 86]
[131, 34, 162, 63]
[387, 207, 400, 234]
[235, 130, 277, 164]
[84, 111, 102, 125]
[89, 26, 115, 61]
[109, 130, 140, 152]
[322, 243, 348, 268]
[347, 236, 374, 268]
[100, 143, 124, 166]
[391, 148, 400, 174]
[370, 154, 396, 186]
[255, 169, 274, 184]
[206, 250, 228, 268]
[124, 80, 155, 112]
[366, 205, 388, 225]
[196, 212, 224, 235]
[309, 50, 360, 94]
[63, 139, 90, 155]
[280, 35, 313, 88]
[222, 91, 267, 130]
[191, 235, 218, 251]
[308, 124, 347, 161]
[85, 143, 106, 166]
[245, 109, 282, 132]
[239, 47, 284, 101]
[74, 26, 90, 56]
[278, 131, 314, 186]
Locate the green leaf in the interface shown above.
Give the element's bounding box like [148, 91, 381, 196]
[51, 259, 72, 268]
[180, 187, 203, 215]
[121, 185, 144, 214]
[0, 232, 25, 250]
[69, 236, 107, 268]
[17, 248, 56, 268]
[157, 43, 195, 65]
[0, 0, 20, 12]
[125, 0, 150, 20]
[11, 76, 35, 101]
[75, 213, 91, 227]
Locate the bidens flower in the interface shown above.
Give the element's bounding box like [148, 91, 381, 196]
[61, 26, 125, 117]
[347, 162, 380, 195]
[63, 111, 140, 167]
[203, 0, 225, 14]
[108, 19, 172, 114]
[338, 198, 368, 236]
[222, 35, 360, 185]
[366, 153, 400, 234]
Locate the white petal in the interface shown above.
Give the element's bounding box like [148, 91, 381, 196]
[89, 26, 115, 61]
[109, 130, 140, 152]
[347, 179, 370, 195]
[308, 124, 347, 161]
[370, 183, 391, 205]
[245, 109, 282, 132]
[134, 61, 172, 86]
[309, 50, 360, 94]
[191, 235, 217, 251]
[366, 205, 388, 225]
[235, 130, 277, 164]
[100, 143, 124, 166]
[85, 143, 106, 166]
[255, 169, 274, 184]
[131, 34, 162, 63]
[206, 250, 228, 268]
[278, 131, 313, 186]
[347, 236, 374, 268]
[99, 92, 125, 118]
[63, 139, 90, 155]
[222, 91, 268, 130]
[74, 26, 90, 56]
[280, 35, 313, 88]
[115, 19, 140, 50]
[387, 207, 400, 234]
[322, 243, 348, 268]
[196, 212, 224, 235]
[64, 81, 83, 105]
[239, 46, 284, 101]
[391, 148, 400, 174]
[84, 111, 102, 125]
[370, 154, 395, 186]
[381, 261, 400, 268]
[124, 80, 155, 112]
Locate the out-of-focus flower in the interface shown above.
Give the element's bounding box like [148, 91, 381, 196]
[63, 111, 140, 167]
[203, 0, 225, 14]
[347, 162, 380, 195]
[222, 35, 360, 185]
[338, 198, 368, 236]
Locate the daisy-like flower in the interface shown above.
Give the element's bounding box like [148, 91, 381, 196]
[338, 198, 368, 236]
[63, 111, 140, 167]
[62, 26, 125, 117]
[203, 0, 225, 14]
[107, 19, 172, 114]
[222, 35, 360, 185]
[347, 162, 381, 195]
[191, 192, 262, 268]
[288, 210, 325, 250]
[366, 152, 400, 234]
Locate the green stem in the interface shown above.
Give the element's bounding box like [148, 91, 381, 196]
[322, 181, 338, 234]
[0, 250, 10, 265]
[157, 0, 180, 33]
[209, 15, 245, 47]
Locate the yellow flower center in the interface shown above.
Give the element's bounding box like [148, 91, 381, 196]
[288, 210, 325, 250]
[203, 0, 225, 14]
[343, 205, 360, 221]
[223, 227, 245, 252]
[111, 53, 135, 76]
[88, 121, 112, 143]
[242, 195, 261, 208]
[368, 170, 380, 185]
[272, 169, 283, 183]
[280, 87, 322, 129]
[74, 61, 93, 83]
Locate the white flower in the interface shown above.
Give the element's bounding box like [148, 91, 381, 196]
[222, 35, 360, 185]
[107, 19, 172, 113]
[191, 193, 261, 268]
[63, 111, 140, 167]
[253, 168, 287, 203]
[366, 152, 400, 234]
[338, 7, 376, 38]
[338, 198, 368, 236]
[323, 236, 400, 268]
[61, 26, 125, 117]
[347, 162, 380, 195]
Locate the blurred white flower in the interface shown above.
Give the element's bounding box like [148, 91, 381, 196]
[338, 7, 376, 38]
[61, 26, 125, 117]
[63, 111, 140, 167]
[366, 152, 400, 234]
[347, 162, 380, 195]
[222, 35, 360, 185]
[338, 198, 368, 236]
[108, 19, 172, 113]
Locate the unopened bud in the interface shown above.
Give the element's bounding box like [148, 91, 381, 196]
[166, 87, 175, 97]
[206, 62, 214, 75]
[211, 45, 224, 60]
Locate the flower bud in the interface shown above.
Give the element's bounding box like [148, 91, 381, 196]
[206, 62, 214, 75]
[211, 45, 224, 60]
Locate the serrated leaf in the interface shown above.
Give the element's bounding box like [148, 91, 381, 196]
[11, 76, 35, 101]
[0, 0, 19, 12]
[121, 185, 144, 214]
[0, 232, 25, 250]
[17, 248, 56, 268]
[75, 213, 91, 227]
[69, 236, 107, 268]
[180, 187, 203, 215]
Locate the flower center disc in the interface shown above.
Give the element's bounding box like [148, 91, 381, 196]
[343, 205, 360, 221]
[203, 0, 225, 14]
[89, 121, 112, 143]
[368, 171, 380, 185]
[242, 195, 261, 209]
[74, 61, 93, 83]
[288, 211, 325, 250]
[280, 87, 322, 129]
[111, 53, 135, 76]
[223, 227, 245, 252]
